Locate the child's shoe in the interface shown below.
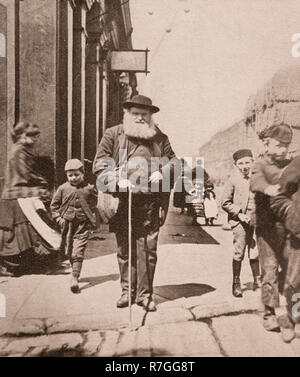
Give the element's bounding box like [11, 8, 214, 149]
[232, 277, 243, 297]
[70, 275, 80, 293]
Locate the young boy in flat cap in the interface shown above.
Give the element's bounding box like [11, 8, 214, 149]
[222, 149, 261, 298]
[250, 123, 295, 342]
[51, 159, 97, 293]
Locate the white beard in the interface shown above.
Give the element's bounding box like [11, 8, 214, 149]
[123, 111, 158, 140]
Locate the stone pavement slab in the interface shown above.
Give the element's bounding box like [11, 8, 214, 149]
[97, 330, 120, 357]
[45, 306, 146, 334]
[147, 321, 222, 357]
[0, 321, 223, 357]
[3, 333, 83, 356]
[14, 255, 120, 320]
[143, 306, 193, 326]
[134, 326, 151, 357]
[83, 331, 104, 356]
[212, 313, 300, 357]
[190, 293, 260, 320]
[115, 329, 138, 356]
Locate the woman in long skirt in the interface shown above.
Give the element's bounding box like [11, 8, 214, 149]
[0, 121, 51, 276]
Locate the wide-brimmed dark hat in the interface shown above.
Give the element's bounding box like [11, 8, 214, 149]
[123, 95, 160, 113]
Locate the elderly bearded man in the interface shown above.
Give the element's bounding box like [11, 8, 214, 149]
[93, 95, 178, 311]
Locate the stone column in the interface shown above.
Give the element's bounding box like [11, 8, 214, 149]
[72, 2, 87, 160]
[19, 0, 57, 160]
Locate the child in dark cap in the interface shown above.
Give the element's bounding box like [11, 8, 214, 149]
[222, 148, 261, 298]
[250, 123, 295, 342]
[50, 159, 97, 293]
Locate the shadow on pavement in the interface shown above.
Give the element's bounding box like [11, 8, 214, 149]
[243, 282, 255, 293]
[79, 273, 119, 291]
[153, 283, 215, 304]
[159, 224, 220, 245]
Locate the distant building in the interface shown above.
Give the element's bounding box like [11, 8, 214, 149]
[199, 120, 256, 185]
[0, 0, 137, 190]
[199, 64, 300, 185]
[244, 64, 300, 155]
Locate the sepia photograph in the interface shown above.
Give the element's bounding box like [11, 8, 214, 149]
[0, 0, 300, 361]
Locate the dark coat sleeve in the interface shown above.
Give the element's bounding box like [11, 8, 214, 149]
[270, 194, 292, 222]
[50, 186, 63, 220]
[92, 128, 119, 192]
[16, 149, 47, 187]
[92, 128, 115, 176]
[279, 156, 300, 195]
[270, 156, 300, 235]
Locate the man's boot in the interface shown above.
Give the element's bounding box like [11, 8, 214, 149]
[137, 297, 157, 312]
[116, 294, 129, 308]
[116, 292, 136, 308]
[70, 274, 80, 293]
[232, 260, 243, 297]
[250, 259, 262, 291]
[263, 306, 279, 332]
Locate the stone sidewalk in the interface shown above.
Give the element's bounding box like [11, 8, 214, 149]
[0, 208, 300, 356]
[1, 312, 300, 357]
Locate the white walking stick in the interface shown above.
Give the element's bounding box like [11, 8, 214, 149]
[128, 186, 133, 329]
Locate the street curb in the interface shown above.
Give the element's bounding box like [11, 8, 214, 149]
[189, 295, 262, 320]
[0, 297, 262, 337]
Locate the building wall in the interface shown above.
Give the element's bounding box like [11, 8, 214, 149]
[0, 3, 7, 187]
[19, 0, 57, 159]
[199, 64, 300, 185]
[0, 0, 15, 193]
[199, 121, 257, 185]
[245, 64, 300, 155]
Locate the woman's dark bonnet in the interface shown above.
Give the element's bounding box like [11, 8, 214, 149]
[11, 121, 40, 143]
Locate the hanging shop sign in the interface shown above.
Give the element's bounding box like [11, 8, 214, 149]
[110, 49, 149, 74]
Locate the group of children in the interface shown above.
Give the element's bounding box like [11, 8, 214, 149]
[222, 123, 300, 343]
